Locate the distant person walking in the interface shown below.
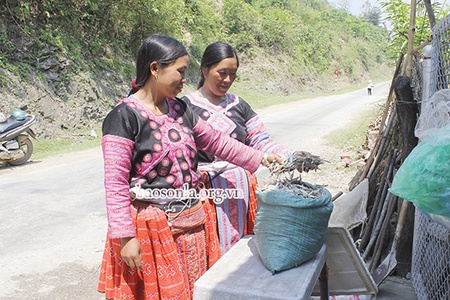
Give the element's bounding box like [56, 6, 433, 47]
[367, 81, 374, 96]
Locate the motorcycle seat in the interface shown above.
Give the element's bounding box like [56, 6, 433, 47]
[0, 116, 31, 134]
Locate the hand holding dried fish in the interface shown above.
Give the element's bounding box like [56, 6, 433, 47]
[269, 151, 327, 174]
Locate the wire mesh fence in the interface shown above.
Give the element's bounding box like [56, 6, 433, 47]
[410, 13, 450, 300]
[412, 212, 450, 300]
[430, 14, 450, 96]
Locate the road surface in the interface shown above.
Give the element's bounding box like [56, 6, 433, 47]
[0, 82, 388, 299]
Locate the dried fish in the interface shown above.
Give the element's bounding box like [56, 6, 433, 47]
[269, 151, 327, 174]
[261, 151, 328, 199]
[264, 179, 326, 198]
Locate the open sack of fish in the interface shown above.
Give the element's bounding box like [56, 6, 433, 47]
[254, 151, 334, 274]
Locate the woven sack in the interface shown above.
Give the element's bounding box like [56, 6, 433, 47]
[254, 183, 333, 274]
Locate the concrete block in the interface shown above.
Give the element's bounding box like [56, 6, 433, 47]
[194, 235, 326, 300]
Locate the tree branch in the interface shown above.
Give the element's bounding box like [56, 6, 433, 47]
[423, 0, 436, 28]
[413, 36, 433, 53]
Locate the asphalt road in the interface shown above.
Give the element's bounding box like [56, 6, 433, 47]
[0, 83, 389, 299]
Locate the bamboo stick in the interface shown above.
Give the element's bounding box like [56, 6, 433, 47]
[359, 147, 395, 252]
[356, 53, 403, 185]
[369, 193, 398, 272]
[369, 149, 398, 270]
[363, 149, 397, 259]
[367, 105, 397, 179]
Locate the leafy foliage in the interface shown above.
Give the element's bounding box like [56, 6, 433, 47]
[1, 0, 391, 94]
[381, 0, 450, 60]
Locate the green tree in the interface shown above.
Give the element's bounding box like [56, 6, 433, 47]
[381, 0, 449, 60]
[361, 0, 381, 26]
[1, 0, 391, 97]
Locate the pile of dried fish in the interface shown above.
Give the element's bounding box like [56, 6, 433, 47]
[268, 151, 327, 175]
[261, 151, 328, 198]
[263, 179, 326, 198]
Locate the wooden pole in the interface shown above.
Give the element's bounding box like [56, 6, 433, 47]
[423, 0, 436, 28]
[404, 0, 417, 78]
[370, 193, 398, 273]
[394, 76, 419, 162]
[393, 75, 419, 276]
[362, 149, 397, 258]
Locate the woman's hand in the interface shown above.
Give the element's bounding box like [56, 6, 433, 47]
[120, 237, 143, 270]
[261, 152, 284, 167]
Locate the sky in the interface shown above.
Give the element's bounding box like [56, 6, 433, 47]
[328, 0, 449, 18]
[327, 0, 391, 30]
[327, 0, 380, 17]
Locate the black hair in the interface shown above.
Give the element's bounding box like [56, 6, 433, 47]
[197, 42, 239, 89]
[130, 34, 188, 94]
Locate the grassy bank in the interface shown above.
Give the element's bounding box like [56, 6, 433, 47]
[32, 130, 102, 160]
[323, 104, 382, 150]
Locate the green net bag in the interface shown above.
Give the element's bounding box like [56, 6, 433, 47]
[389, 124, 450, 229]
[254, 182, 333, 274]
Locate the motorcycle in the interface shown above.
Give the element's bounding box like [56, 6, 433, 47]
[0, 109, 37, 166]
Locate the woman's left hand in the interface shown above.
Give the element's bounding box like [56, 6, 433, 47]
[120, 237, 143, 270]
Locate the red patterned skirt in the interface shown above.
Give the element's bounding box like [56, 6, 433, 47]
[97, 196, 221, 300]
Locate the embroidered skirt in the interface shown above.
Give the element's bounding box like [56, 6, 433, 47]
[206, 167, 258, 254]
[97, 196, 221, 300]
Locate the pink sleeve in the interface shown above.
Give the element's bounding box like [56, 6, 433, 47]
[102, 134, 136, 239]
[245, 115, 292, 156]
[193, 118, 263, 173]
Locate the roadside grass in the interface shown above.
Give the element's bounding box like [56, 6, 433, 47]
[323, 104, 382, 150]
[320, 103, 383, 174]
[32, 134, 101, 160]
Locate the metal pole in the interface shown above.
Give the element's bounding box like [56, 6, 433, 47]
[421, 45, 433, 113]
[318, 262, 329, 300]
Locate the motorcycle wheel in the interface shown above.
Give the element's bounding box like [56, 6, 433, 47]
[8, 138, 34, 166]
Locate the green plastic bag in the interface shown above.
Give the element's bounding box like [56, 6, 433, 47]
[389, 125, 450, 229]
[254, 183, 333, 274]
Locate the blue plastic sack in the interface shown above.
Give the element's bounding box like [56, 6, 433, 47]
[389, 125, 450, 229]
[254, 183, 333, 274]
